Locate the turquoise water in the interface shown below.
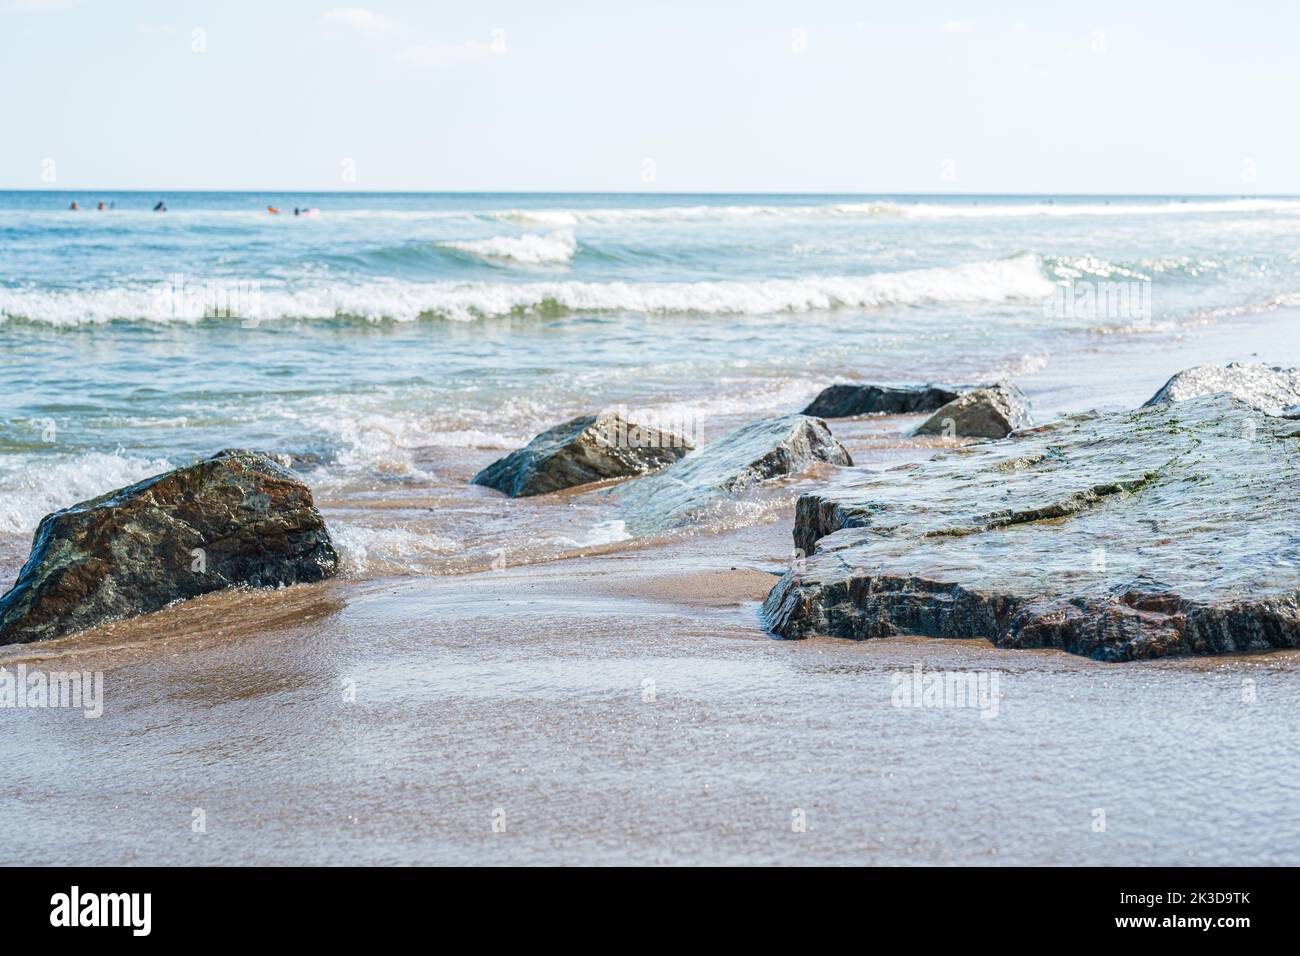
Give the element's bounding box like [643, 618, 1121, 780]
[4, 191, 1300, 574]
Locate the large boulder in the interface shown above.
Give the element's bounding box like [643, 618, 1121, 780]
[912, 383, 1032, 439]
[801, 383, 965, 418]
[615, 414, 852, 532]
[472, 412, 692, 498]
[763, 396, 1300, 662]
[0, 450, 339, 645]
[1144, 362, 1300, 415]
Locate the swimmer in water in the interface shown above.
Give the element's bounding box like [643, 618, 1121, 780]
[69, 201, 80, 211]
[153, 201, 167, 212]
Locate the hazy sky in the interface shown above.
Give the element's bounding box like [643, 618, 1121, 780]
[2, 0, 1296, 193]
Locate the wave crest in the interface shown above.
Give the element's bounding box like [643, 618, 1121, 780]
[0, 254, 1054, 324]
[438, 229, 577, 265]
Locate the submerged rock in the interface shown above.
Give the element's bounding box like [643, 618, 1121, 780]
[764, 396, 1300, 662]
[1144, 362, 1300, 415]
[0, 450, 339, 646]
[615, 414, 852, 531]
[912, 383, 1032, 439]
[472, 412, 692, 498]
[801, 383, 964, 418]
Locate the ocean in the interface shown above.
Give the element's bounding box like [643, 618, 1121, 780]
[4, 191, 1300, 865]
[4, 190, 1300, 580]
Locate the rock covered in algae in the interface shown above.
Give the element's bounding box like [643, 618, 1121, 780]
[764, 396, 1300, 661]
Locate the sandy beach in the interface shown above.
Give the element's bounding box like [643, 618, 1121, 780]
[5, 518, 1299, 866]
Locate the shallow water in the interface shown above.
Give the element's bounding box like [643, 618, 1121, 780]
[2, 524, 1298, 866]
[4, 191, 1300, 578]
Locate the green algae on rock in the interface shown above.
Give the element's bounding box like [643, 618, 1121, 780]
[0, 449, 339, 645]
[473, 412, 692, 498]
[764, 396, 1300, 661]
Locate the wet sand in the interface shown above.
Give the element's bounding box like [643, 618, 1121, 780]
[2, 309, 1300, 865]
[3, 512, 1300, 866]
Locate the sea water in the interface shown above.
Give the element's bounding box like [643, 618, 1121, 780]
[3, 191, 1300, 576]
[4, 193, 1300, 865]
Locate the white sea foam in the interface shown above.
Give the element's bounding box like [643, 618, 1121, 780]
[0, 451, 172, 535]
[555, 519, 632, 549]
[324, 414, 438, 479]
[0, 254, 1055, 324]
[900, 198, 1300, 219]
[495, 201, 907, 226]
[331, 523, 460, 576]
[290, 407, 524, 488]
[439, 230, 577, 265]
[496, 197, 1300, 225]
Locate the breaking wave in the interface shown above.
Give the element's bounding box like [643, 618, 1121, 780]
[438, 229, 578, 265]
[0, 451, 173, 535]
[495, 197, 1300, 226]
[0, 253, 1055, 324]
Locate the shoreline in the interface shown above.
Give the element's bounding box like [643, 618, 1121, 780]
[1, 304, 1299, 863]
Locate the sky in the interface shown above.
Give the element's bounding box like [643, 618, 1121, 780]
[1, 0, 1297, 193]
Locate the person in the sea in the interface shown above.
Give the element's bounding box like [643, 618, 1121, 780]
[68, 200, 80, 211]
[97, 201, 106, 211]
[153, 201, 167, 212]
[293, 207, 300, 216]
[267, 206, 280, 214]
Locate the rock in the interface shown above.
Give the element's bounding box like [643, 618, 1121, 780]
[1285, 405, 1300, 420]
[0, 450, 339, 646]
[615, 414, 852, 531]
[801, 383, 965, 418]
[472, 412, 692, 498]
[912, 383, 1032, 439]
[763, 395, 1300, 662]
[1144, 362, 1300, 415]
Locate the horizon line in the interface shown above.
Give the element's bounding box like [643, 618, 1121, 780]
[0, 188, 1293, 198]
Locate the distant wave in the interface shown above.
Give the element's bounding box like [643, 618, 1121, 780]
[5, 198, 1297, 233]
[438, 229, 577, 265]
[0, 253, 1055, 324]
[494, 201, 906, 226]
[495, 197, 1300, 226]
[900, 198, 1300, 219]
